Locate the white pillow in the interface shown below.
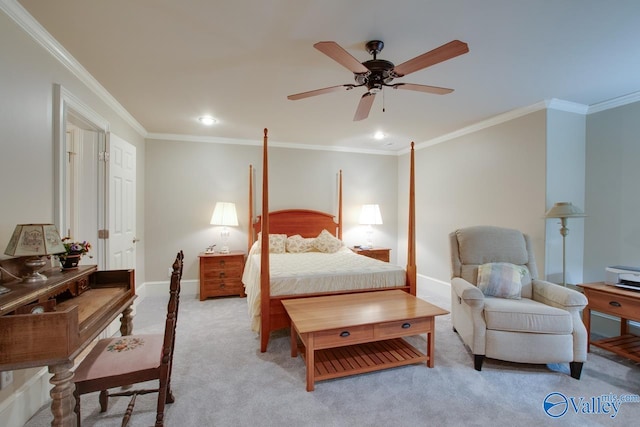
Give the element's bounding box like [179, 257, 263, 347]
[313, 229, 343, 253]
[286, 235, 316, 253]
[477, 262, 526, 299]
[256, 233, 287, 253]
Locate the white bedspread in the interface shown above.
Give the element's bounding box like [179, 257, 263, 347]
[242, 245, 406, 332]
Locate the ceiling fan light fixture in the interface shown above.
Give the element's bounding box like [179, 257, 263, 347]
[198, 115, 217, 125]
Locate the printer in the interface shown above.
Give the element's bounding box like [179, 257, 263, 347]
[605, 265, 640, 291]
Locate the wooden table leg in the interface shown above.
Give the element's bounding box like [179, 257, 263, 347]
[583, 307, 591, 352]
[426, 317, 435, 368]
[621, 317, 629, 336]
[120, 304, 134, 336]
[306, 333, 315, 392]
[48, 361, 76, 427]
[290, 324, 298, 357]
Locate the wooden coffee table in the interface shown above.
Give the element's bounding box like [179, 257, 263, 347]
[282, 290, 449, 391]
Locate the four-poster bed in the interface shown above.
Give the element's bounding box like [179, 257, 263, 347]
[244, 129, 417, 352]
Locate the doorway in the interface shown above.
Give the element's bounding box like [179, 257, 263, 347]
[54, 85, 137, 271]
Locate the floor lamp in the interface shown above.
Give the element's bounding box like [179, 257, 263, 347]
[545, 202, 586, 287]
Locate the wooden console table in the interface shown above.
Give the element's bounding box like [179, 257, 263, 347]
[0, 264, 135, 427]
[578, 282, 640, 363]
[282, 290, 448, 391]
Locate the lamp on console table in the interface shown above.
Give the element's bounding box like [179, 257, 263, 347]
[359, 204, 383, 249]
[545, 202, 586, 287]
[210, 202, 239, 254]
[4, 223, 66, 283]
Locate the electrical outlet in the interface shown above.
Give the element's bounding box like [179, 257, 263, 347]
[0, 370, 13, 389]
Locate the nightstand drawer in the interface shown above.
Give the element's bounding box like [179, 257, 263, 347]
[586, 289, 639, 319]
[202, 279, 243, 296]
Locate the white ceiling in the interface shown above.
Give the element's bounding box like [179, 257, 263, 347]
[15, 0, 640, 152]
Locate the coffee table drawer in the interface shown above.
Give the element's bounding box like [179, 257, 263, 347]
[313, 324, 373, 349]
[375, 317, 431, 339]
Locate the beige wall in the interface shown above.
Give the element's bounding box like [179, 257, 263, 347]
[144, 138, 399, 282]
[0, 9, 145, 421]
[397, 110, 548, 283]
[584, 101, 640, 281]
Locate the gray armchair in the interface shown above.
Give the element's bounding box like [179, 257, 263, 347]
[449, 226, 588, 379]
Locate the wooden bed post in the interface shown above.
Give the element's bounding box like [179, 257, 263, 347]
[260, 129, 270, 352]
[407, 142, 417, 295]
[248, 164, 254, 253]
[338, 169, 343, 240]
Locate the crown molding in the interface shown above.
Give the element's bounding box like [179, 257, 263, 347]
[146, 133, 396, 156]
[406, 101, 549, 154]
[546, 98, 589, 114]
[1, 0, 147, 137]
[588, 90, 640, 114]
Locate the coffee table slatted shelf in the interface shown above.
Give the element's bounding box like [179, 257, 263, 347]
[308, 338, 427, 381]
[592, 334, 640, 363]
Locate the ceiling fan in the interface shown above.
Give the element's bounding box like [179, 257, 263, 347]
[287, 39, 469, 121]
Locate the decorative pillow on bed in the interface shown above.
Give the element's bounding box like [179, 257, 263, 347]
[312, 229, 343, 253]
[477, 262, 526, 299]
[256, 233, 287, 253]
[286, 235, 316, 253]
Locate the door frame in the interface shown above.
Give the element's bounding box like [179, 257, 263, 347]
[53, 84, 109, 268]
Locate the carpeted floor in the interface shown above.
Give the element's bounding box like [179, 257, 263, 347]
[25, 285, 640, 426]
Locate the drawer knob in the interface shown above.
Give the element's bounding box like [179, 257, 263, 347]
[609, 301, 622, 307]
[219, 272, 226, 278]
[339, 331, 350, 338]
[219, 260, 225, 266]
[402, 322, 411, 329]
[220, 282, 226, 288]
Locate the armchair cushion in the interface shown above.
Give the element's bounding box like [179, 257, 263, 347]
[483, 297, 573, 334]
[477, 262, 526, 299]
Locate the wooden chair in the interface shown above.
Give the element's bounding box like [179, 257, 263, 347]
[73, 251, 184, 427]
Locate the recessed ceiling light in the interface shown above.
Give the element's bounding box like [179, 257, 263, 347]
[374, 131, 385, 140]
[198, 116, 217, 125]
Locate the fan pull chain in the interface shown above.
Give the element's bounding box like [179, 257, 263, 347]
[382, 88, 386, 113]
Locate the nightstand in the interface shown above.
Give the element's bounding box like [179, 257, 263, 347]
[199, 251, 246, 300]
[351, 247, 390, 263]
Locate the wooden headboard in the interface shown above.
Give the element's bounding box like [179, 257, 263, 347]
[252, 209, 340, 241]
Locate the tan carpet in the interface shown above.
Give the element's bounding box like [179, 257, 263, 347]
[25, 285, 640, 426]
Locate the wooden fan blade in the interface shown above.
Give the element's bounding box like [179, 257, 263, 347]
[314, 41, 370, 74]
[353, 92, 376, 121]
[392, 40, 469, 77]
[287, 85, 353, 100]
[392, 83, 454, 95]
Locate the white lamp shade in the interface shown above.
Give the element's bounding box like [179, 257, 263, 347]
[359, 204, 383, 225]
[210, 202, 239, 226]
[4, 224, 66, 256]
[545, 202, 585, 218]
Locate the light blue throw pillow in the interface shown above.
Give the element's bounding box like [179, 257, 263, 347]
[477, 262, 526, 299]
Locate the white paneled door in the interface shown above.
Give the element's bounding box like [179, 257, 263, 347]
[107, 133, 136, 270]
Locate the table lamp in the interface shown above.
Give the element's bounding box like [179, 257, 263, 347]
[210, 202, 239, 254]
[359, 204, 383, 249]
[4, 224, 66, 282]
[545, 202, 586, 287]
